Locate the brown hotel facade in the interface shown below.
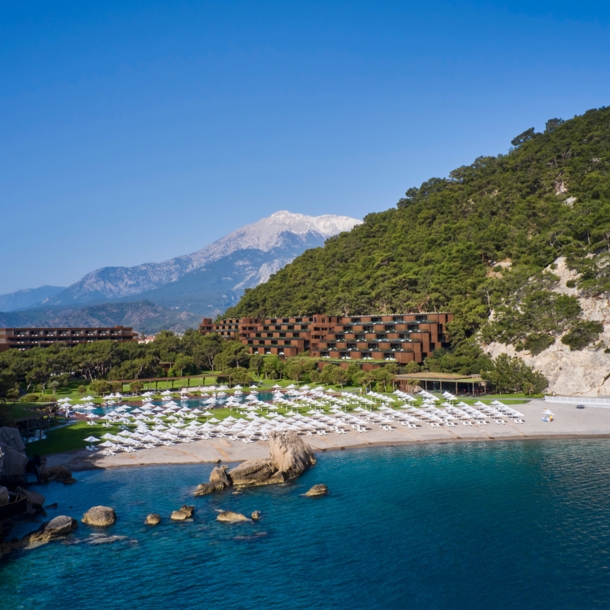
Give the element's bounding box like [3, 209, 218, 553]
[200, 313, 453, 366]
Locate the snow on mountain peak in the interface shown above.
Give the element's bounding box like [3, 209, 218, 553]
[187, 210, 362, 268]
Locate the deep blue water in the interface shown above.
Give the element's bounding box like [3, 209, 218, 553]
[2, 439, 610, 609]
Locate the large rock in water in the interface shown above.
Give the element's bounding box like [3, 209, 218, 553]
[228, 458, 281, 487]
[82, 506, 116, 527]
[0, 427, 28, 477]
[23, 515, 78, 547]
[228, 431, 316, 487]
[194, 466, 233, 496]
[145, 514, 161, 526]
[216, 511, 250, 523]
[305, 484, 328, 497]
[171, 505, 194, 521]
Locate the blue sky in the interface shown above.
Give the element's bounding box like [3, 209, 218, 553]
[1, 1, 610, 293]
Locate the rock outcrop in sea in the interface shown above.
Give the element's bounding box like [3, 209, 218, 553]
[145, 514, 161, 525]
[195, 431, 316, 494]
[216, 511, 250, 523]
[23, 516, 78, 548]
[171, 505, 195, 521]
[82, 506, 116, 527]
[305, 484, 328, 497]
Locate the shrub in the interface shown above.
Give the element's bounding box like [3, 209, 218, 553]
[130, 381, 144, 394]
[90, 380, 111, 395]
[77, 385, 88, 395]
[522, 333, 555, 355]
[20, 393, 39, 403]
[566, 279, 577, 288]
[38, 394, 55, 403]
[561, 321, 604, 351]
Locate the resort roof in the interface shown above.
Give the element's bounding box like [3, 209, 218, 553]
[394, 373, 485, 383]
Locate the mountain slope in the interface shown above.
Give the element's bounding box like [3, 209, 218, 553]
[43, 211, 361, 308]
[224, 107, 610, 393]
[128, 232, 327, 316]
[0, 301, 199, 335]
[0, 286, 65, 312]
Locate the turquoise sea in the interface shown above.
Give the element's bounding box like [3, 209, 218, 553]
[2, 439, 610, 609]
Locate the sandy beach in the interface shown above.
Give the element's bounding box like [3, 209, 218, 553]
[44, 399, 610, 472]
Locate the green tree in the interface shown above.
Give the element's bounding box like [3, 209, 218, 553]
[331, 367, 349, 388]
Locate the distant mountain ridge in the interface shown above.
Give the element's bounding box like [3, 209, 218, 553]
[0, 286, 65, 312]
[0, 301, 200, 335]
[1, 211, 362, 321]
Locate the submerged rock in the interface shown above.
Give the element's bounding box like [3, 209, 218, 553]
[305, 484, 328, 497]
[171, 505, 195, 521]
[82, 506, 116, 527]
[251, 510, 262, 520]
[216, 511, 250, 523]
[87, 533, 130, 545]
[145, 513, 161, 525]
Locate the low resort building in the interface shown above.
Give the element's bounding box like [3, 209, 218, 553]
[0, 326, 136, 352]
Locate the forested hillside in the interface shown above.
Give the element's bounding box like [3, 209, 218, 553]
[226, 108, 610, 366]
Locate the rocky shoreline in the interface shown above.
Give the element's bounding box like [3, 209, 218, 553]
[0, 430, 323, 562]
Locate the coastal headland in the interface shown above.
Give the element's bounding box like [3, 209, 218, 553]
[46, 400, 610, 472]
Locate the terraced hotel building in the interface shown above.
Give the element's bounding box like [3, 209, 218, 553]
[200, 313, 452, 365]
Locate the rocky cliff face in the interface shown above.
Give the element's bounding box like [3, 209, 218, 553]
[485, 257, 610, 396]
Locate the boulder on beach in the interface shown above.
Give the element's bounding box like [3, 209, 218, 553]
[145, 513, 161, 525]
[82, 506, 116, 527]
[216, 511, 250, 523]
[228, 431, 316, 487]
[305, 484, 328, 497]
[23, 515, 78, 547]
[171, 505, 195, 521]
[251, 510, 262, 520]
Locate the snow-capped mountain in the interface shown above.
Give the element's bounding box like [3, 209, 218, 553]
[31, 211, 362, 315]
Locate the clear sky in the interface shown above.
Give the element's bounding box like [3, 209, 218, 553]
[1, 1, 610, 293]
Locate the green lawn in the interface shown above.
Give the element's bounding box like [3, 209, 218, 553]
[25, 420, 122, 457]
[8, 402, 48, 420]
